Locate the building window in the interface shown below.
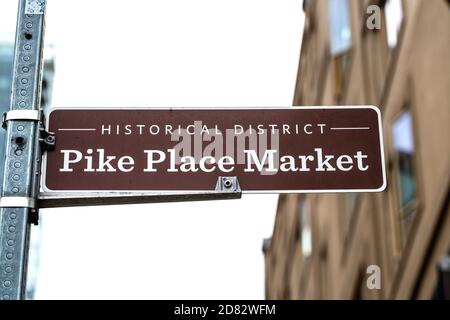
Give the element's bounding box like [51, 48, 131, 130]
[392, 111, 416, 207]
[333, 53, 350, 101]
[319, 249, 328, 299]
[328, 0, 352, 55]
[328, 0, 352, 101]
[392, 110, 418, 245]
[298, 199, 312, 258]
[433, 255, 450, 300]
[384, 0, 403, 48]
[342, 193, 358, 242]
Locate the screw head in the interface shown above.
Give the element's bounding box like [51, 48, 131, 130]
[223, 179, 233, 188]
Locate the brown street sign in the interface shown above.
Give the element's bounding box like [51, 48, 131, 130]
[42, 106, 386, 193]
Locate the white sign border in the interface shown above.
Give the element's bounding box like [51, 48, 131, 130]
[41, 105, 387, 194]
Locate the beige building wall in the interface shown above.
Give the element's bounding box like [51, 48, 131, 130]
[264, 0, 450, 299]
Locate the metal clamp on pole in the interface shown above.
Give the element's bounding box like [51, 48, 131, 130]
[0, 197, 37, 209]
[2, 110, 41, 129]
[2, 110, 55, 151]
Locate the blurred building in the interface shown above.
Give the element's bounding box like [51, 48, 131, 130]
[264, 0, 450, 299]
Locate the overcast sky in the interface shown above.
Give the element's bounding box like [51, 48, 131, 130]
[1, 0, 304, 299]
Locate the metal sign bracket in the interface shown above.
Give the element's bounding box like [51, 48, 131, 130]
[215, 176, 241, 193]
[2, 110, 55, 152]
[39, 126, 55, 152]
[2, 110, 55, 153]
[38, 176, 242, 208]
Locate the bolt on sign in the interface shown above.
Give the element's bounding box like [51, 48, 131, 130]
[42, 106, 386, 193]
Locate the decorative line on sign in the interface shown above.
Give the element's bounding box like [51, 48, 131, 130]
[330, 127, 370, 130]
[58, 128, 97, 131]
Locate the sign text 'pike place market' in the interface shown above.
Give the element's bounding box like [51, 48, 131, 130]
[43, 107, 386, 193]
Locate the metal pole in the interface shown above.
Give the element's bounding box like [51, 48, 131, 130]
[0, 0, 46, 300]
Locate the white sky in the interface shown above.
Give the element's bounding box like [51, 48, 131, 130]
[1, 0, 304, 299]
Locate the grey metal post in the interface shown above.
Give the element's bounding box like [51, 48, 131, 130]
[0, 0, 46, 300]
